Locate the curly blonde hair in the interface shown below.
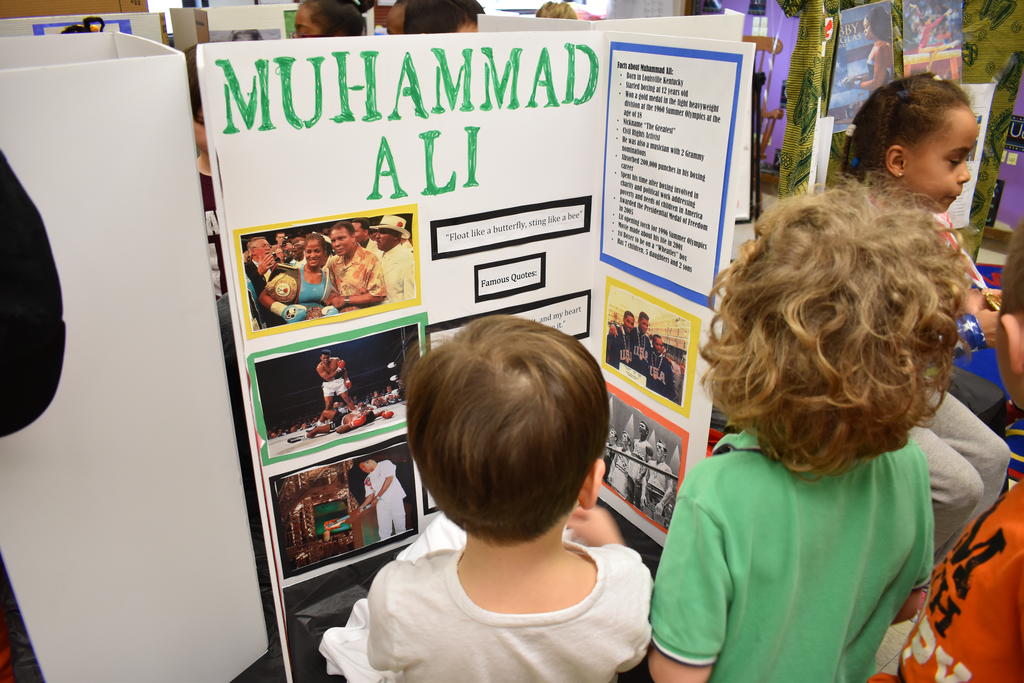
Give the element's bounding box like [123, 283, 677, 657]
[703, 185, 967, 475]
[536, 1, 578, 18]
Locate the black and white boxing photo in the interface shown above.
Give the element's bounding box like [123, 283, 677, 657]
[603, 383, 688, 530]
[247, 318, 423, 462]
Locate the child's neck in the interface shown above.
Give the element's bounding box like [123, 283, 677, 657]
[458, 520, 597, 614]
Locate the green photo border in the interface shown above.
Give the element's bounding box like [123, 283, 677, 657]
[247, 312, 427, 465]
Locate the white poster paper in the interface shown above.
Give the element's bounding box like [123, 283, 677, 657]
[601, 38, 748, 306]
[810, 115, 834, 190]
[198, 26, 747, 676]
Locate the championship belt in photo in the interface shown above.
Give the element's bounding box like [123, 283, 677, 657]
[267, 265, 327, 318]
[266, 265, 300, 304]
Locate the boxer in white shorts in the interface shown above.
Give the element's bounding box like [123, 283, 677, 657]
[316, 349, 356, 423]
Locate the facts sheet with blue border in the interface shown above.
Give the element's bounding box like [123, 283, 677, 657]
[600, 41, 743, 307]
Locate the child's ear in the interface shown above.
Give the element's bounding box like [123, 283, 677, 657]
[1000, 313, 1024, 375]
[577, 458, 605, 510]
[884, 144, 908, 178]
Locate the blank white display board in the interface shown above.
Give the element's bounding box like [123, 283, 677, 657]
[0, 33, 267, 683]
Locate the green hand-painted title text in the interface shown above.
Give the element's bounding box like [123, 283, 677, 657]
[215, 44, 599, 200]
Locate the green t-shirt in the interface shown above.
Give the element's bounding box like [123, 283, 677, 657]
[651, 431, 933, 682]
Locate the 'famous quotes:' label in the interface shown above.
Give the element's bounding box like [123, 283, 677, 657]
[474, 253, 546, 302]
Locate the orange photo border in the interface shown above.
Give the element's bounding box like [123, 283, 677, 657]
[603, 382, 690, 534]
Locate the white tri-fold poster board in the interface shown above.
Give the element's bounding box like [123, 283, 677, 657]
[0, 33, 266, 683]
[0, 11, 165, 42]
[170, 4, 299, 52]
[199, 24, 751, 678]
[478, 11, 752, 221]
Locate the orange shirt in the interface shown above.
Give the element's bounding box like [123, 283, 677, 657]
[326, 246, 385, 300]
[871, 486, 1024, 682]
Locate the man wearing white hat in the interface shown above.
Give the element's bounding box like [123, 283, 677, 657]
[375, 215, 417, 305]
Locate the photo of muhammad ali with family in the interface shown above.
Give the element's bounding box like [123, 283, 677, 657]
[236, 208, 419, 337]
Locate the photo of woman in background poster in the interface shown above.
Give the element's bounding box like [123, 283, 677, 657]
[827, 1, 894, 131]
[858, 5, 893, 91]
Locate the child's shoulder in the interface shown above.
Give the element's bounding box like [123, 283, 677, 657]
[699, 431, 925, 472]
[683, 431, 927, 507]
[567, 543, 652, 653]
[387, 546, 459, 571]
[368, 549, 461, 629]
[580, 542, 652, 588]
[676, 433, 785, 513]
[687, 432, 778, 479]
[373, 548, 459, 593]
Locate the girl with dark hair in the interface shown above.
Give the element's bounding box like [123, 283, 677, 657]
[403, 0, 482, 33]
[293, 0, 376, 38]
[844, 73, 1012, 563]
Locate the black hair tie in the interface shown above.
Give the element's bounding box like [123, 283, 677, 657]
[896, 88, 910, 103]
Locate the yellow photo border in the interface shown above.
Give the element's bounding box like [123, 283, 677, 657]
[601, 276, 700, 418]
[233, 204, 422, 340]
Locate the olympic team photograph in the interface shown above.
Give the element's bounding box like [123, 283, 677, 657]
[603, 277, 698, 415]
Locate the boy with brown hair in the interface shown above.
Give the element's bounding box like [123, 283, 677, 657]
[366, 315, 651, 681]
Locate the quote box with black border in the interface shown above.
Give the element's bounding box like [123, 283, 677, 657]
[430, 196, 591, 260]
[473, 252, 547, 303]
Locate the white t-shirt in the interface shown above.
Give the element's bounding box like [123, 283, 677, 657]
[366, 543, 652, 682]
[630, 439, 652, 479]
[609, 449, 629, 492]
[647, 460, 673, 493]
[364, 459, 406, 504]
